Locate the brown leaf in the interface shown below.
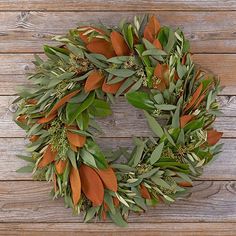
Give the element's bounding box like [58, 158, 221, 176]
[140, 184, 151, 199]
[192, 92, 206, 110]
[47, 90, 80, 116]
[143, 15, 161, 43]
[38, 144, 57, 168]
[86, 39, 116, 58]
[70, 143, 77, 152]
[37, 113, 57, 124]
[79, 164, 104, 206]
[29, 135, 39, 142]
[55, 160, 67, 175]
[67, 130, 86, 148]
[102, 78, 124, 94]
[180, 115, 194, 128]
[16, 114, 27, 124]
[26, 99, 38, 105]
[69, 166, 81, 206]
[113, 197, 120, 207]
[153, 38, 162, 49]
[178, 181, 192, 187]
[110, 31, 130, 56]
[84, 69, 104, 93]
[95, 166, 118, 192]
[184, 83, 203, 112]
[207, 129, 223, 146]
[153, 64, 169, 91]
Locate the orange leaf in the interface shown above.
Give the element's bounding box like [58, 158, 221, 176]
[180, 115, 194, 128]
[102, 78, 123, 94]
[37, 113, 57, 124]
[86, 39, 116, 58]
[47, 90, 80, 116]
[153, 38, 162, 49]
[16, 114, 27, 124]
[184, 83, 203, 112]
[67, 131, 86, 147]
[70, 143, 77, 152]
[153, 64, 169, 91]
[55, 160, 67, 175]
[38, 144, 57, 168]
[178, 181, 192, 187]
[140, 184, 151, 199]
[29, 135, 39, 142]
[84, 69, 104, 93]
[26, 99, 37, 105]
[144, 15, 161, 43]
[110, 31, 130, 56]
[113, 197, 120, 207]
[95, 166, 118, 192]
[207, 129, 223, 146]
[79, 164, 104, 206]
[69, 166, 81, 206]
[192, 93, 206, 110]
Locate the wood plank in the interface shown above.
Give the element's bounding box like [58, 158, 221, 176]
[0, 222, 235, 236]
[3, 96, 236, 138]
[0, 11, 236, 53]
[0, 54, 235, 94]
[0, 0, 236, 11]
[0, 180, 235, 223]
[1, 137, 235, 181]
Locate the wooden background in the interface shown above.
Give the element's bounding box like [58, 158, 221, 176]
[0, 0, 236, 235]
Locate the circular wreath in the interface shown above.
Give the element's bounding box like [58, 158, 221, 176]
[14, 15, 223, 226]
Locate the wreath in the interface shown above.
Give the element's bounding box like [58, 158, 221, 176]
[13, 15, 223, 226]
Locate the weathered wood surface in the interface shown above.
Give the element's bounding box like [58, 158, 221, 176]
[0, 54, 235, 95]
[0, 0, 236, 11]
[0, 223, 236, 236]
[0, 138, 235, 181]
[1, 96, 236, 138]
[0, 0, 235, 235]
[0, 11, 236, 54]
[0, 181, 235, 223]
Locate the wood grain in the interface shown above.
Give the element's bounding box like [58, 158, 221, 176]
[0, 54, 235, 92]
[0, 0, 236, 11]
[1, 137, 235, 181]
[0, 180, 235, 223]
[0, 223, 235, 236]
[2, 96, 236, 138]
[0, 11, 236, 53]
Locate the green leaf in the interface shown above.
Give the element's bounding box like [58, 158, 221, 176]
[105, 68, 135, 77]
[135, 44, 151, 67]
[155, 104, 177, 111]
[17, 155, 35, 163]
[67, 43, 84, 57]
[66, 91, 95, 124]
[129, 138, 145, 167]
[171, 96, 183, 128]
[80, 149, 97, 168]
[115, 77, 134, 97]
[164, 28, 176, 53]
[127, 24, 134, 48]
[89, 99, 112, 117]
[177, 129, 185, 144]
[153, 94, 164, 104]
[67, 149, 77, 168]
[85, 139, 108, 169]
[184, 117, 204, 132]
[85, 53, 107, 68]
[142, 48, 167, 57]
[108, 210, 128, 227]
[84, 206, 99, 222]
[151, 175, 172, 189]
[16, 165, 34, 173]
[149, 142, 164, 165]
[144, 111, 164, 138]
[177, 62, 187, 79]
[164, 129, 176, 146]
[125, 91, 155, 111]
